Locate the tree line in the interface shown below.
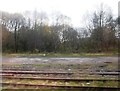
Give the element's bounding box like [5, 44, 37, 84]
[1, 5, 119, 53]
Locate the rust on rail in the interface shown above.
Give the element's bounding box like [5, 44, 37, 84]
[1, 71, 73, 75]
[3, 76, 120, 81]
[1, 70, 119, 76]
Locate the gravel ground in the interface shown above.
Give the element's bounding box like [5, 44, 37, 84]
[2, 56, 118, 64]
[2, 56, 119, 72]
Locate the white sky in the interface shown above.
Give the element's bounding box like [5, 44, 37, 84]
[0, 0, 119, 27]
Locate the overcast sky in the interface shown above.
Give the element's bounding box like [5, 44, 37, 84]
[0, 0, 119, 27]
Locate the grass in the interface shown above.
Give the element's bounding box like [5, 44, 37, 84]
[2, 52, 118, 57]
[3, 79, 119, 88]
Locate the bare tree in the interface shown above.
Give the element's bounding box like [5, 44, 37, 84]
[85, 4, 117, 52]
[8, 13, 25, 52]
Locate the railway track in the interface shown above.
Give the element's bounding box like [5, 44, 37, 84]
[1, 70, 73, 75]
[0, 82, 120, 90]
[1, 70, 119, 90]
[3, 76, 119, 81]
[1, 70, 119, 76]
[1, 82, 120, 90]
